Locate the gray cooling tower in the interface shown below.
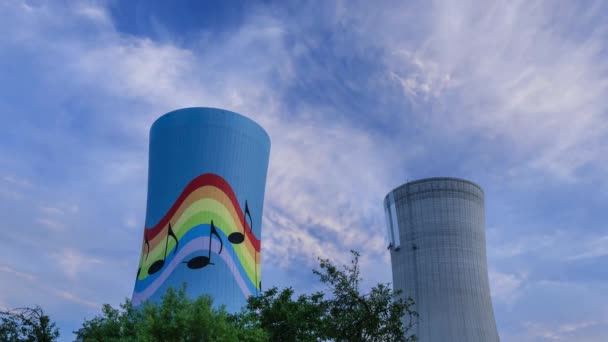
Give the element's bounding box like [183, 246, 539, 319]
[384, 178, 499, 341]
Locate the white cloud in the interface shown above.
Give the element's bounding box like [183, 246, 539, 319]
[489, 269, 527, 304]
[0, 175, 32, 200]
[35, 218, 65, 231]
[74, 39, 202, 111]
[559, 321, 600, 334]
[2, 175, 33, 188]
[523, 320, 606, 341]
[1, 0, 412, 275]
[389, 50, 457, 101]
[40, 206, 65, 216]
[54, 290, 99, 309]
[53, 248, 103, 280]
[488, 229, 563, 259]
[2, 1, 608, 340]
[34, 203, 81, 235]
[0, 188, 24, 200]
[0, 262, 99, 310]
[0, 264, 37, 282]
[489, 229, 608, 261]
[73, 2, 111, 25]
[567, 235, 608, 260]
[376, 0, 608, 180]
[262, 113, 413, 268]
[124, 215, 138, 229]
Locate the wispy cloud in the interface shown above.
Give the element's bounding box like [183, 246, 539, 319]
[123, 215, 138, 230]
[567, 235, 608, 260]
[73, 2, 111, 25]
[3, 175, 33, 188]
[40, 206, 66, 216]
[0, 262, 99, 310]
[1, 1, 608, 341]
[523, 319, 606, 341]
[489, 269, 527, 304]
[489, 228, 608, 262]
[53, 248, 103, 280]
[1, 0, 413, 279]
[375, 0, 608, 180]
[35, 218, 65, 231]
[0, 175, 33, 200]
[54, 290, 99, 309]
[0, 264, 37, 282]
[489, 231, 559, 259]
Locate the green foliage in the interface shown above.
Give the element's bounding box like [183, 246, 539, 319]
[76, 286, 267, 342]
[238, 250, 417, 342]
[243, 287, 327, 342]
[0, 306, 60, 342]
[78, 251, 416, 342]
[77, 300, 137, 341]
[315, 251, 417, 342]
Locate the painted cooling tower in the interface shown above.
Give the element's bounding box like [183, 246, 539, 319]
[384, 178, 499, 341]
[132, 107, 270, 312]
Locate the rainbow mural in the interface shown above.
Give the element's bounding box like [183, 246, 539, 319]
[131, 107, 270, 311]
[132, 173, 260, 306]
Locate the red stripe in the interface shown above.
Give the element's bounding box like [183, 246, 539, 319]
[143, 173, 260, 251]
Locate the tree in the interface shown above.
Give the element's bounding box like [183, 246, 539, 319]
[240, 250, 417, 342]
[76, 286, 267, 342]
[315, 251, 417, 342]
[0, 306, 60, 342]
[78, 251, 416, 341]
[241, 287, 327, 342]
[76, 300, 137, 341]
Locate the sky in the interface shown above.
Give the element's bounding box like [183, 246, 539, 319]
[0, 0, 607, 341]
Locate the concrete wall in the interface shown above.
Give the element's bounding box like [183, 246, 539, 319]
[385, 178, 499, 341]
[132, 107, 270, 312]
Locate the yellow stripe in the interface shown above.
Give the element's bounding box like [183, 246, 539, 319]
[138, 198, 259, 282]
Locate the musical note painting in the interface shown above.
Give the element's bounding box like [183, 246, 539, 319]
[131, 108, 270, 313]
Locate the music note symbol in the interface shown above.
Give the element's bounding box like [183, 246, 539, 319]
[185, 220, 224, 269]
[148, 223, 178, 275]
[137, 230, 151, 278]
[228, 200, 252, 244]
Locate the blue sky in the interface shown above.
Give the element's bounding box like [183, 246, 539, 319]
[1, 0, 607, 341]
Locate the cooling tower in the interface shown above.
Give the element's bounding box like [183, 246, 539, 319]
[384, 178, 499, 341]
[132, 107, 270, 312]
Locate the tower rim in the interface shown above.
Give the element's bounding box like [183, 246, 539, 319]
[384, 177, 484, 204]
[151, 107, 271, 146]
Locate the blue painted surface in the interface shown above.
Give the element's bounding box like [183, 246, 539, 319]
[135, 107, 270, 312]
